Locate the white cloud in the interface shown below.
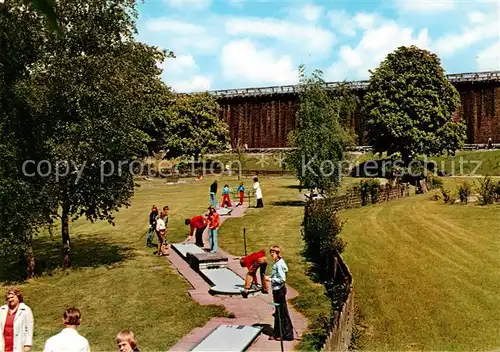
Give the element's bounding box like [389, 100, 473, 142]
[146, 18, 205, 35]
[353, 13, 377, 30]
[221, 39, 298, 86]
[165, 0, 211, 11]
[225, 17, 336, 55]
[327, 10, 356, 37]
[162, 55, 198, 75]
[433, 9, 499, 56]
[301, 4, 323, 21]
[144, 18, 220, 54]
[476, 42, 500, 71]
[326, 21, 430, 81]
[327, 11, 380, 38]
[171, 75, 212, 92]
[394, 0, 455, 13]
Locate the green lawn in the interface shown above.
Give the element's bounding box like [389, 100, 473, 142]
[340, 193, 500, 350]
[2, 174, 499, 350]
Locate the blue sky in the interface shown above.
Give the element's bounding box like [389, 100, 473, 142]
[135, 0, 500, 92]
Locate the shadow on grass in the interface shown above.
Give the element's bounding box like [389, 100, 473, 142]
[252, 323, 274, 336]
[271, 200, 305, 207]
[0, 235, 134, 284]
[284, 185, 302, 190]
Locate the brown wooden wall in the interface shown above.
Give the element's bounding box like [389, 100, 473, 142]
[217, 81, 500, 148]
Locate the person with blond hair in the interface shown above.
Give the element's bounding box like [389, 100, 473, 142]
[265, 245, 294, 341]
[116, 329, 140, 352]
[0, 287, 34, 352]
[43, 308, 90, 352]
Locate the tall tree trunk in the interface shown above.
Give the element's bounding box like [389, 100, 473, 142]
[26, 237, 35, 279]
[61, 204, 71, 268]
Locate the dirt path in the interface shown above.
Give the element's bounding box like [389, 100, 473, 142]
[167, 203, 308, 351]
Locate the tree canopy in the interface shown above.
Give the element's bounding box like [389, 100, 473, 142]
[364, 45, 467, 164]
[288, 65, 353, 196]
[1, 0, 170, 269]
[164, 92, 229, 159]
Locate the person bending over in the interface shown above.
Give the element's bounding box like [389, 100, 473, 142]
[184, 215, 207, 247]
[240, 249, 269, 298]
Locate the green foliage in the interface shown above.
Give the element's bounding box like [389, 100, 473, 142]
[440, 187, 451, 204]
[457, 181, 472, 204]
[288, 65, 353, 195]
[301, 197, 346, 283]
[1, 0, 171, 267]
[164, 92, 229, 159]
[475, 176, 496, 205]
[428, 174, 444, 189]
[364, 45, 467, 163]
[359, 179, 380, 205]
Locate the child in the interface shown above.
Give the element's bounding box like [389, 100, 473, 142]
[221, 184, 232, 207]
[237, 183, 245, 206]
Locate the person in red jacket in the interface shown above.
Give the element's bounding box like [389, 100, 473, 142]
[239, 249, 269, 298]
[184, 215, 207, 247]
[206, 206, 220, 253]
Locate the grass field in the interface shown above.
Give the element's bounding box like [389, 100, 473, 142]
[341, 191, 500, 350]
[1, 172, 499, 350]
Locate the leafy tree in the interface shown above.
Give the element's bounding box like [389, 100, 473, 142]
[164, 92, 229, 160]
[0, 0, 58, 279]
[364, 45, 466, 165]
[16, 0, 169, 268]
[288, 65, 353, 196]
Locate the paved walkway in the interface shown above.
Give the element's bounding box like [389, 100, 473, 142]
[167, 203, 308, 352]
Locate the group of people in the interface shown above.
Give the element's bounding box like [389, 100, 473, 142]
[239, 245, 295, 341]
[145, 205, 170, 256]
[0, 288, 140, 352]
[209, 177, 264, 209]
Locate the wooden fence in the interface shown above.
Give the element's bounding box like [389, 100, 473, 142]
[321, 249, 355, 351]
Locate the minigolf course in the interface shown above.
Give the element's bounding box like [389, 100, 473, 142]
[190, 324, 263, 352]
[172, 243, 260, 295]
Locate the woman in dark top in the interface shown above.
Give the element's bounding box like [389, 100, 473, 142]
[209, 180, 218, 207]
[146, 206, 158, 247]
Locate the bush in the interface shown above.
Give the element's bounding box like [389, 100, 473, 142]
[360, 179, 380, 205]
[475, 176, 496, 205]
[457, 181, 472, 204]
[428, 174, 444, 189]
[440, 187, 451, 203]
[302, 198, 346, 283]
[430, 192, 441, 201]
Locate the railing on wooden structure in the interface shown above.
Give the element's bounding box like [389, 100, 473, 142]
[198, 70, 500, 98]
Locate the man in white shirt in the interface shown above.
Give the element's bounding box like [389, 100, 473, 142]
[43, 308, 90, 352]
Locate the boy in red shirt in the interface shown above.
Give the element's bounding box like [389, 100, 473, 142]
[240, 249, 269, 298]
[185, 215, 207, 247]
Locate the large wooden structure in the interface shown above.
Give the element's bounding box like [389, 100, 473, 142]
[208, 71, 500, 148]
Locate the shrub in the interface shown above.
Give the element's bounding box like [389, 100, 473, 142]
[369, 179, 381, 204]
[430, 192, 441, 201]
[302, 198, 346, 283]
[428, 175, 444, 189]
[440, 187, 451, 203]
[475, 176, 496, 205]
[457, 181, 472, 204]
[360, 179, 380, 205]
[494, 181, 500, 202]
